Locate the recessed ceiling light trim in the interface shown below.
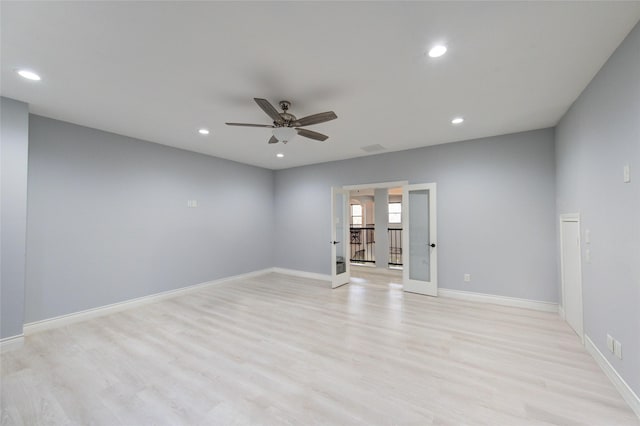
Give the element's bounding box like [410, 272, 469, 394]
[198, 128, 210, 135]
[17, 69, 41, 81]
[276, 153, 284, 158]
[451, 117, 464, 125]
[428, 45, 447, 58]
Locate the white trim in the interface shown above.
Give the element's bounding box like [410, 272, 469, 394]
[438, 288, 558, 313]
[0, 335, 25, 353]
[350, 262, 377, 269]
[271, 267, 331, 282]
[24, 268, 272, 335]
[560, 212, 581, 222]
[558, 305, 565, 319]
[342, 180, 409, 190]
[559, 213, 584, 341]
[585, 335, 640, 419]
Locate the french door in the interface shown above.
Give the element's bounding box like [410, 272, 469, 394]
[331, 187, 350, 288]
[402, 183, 438, 296]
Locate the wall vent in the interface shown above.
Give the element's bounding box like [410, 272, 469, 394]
[360, 144, 386, 153]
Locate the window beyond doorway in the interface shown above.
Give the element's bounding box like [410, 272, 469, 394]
[351, 204, 363, 227]
[388, 202, 401, 224]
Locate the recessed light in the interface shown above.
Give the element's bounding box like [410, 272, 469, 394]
[17, 69, 41, 81]
[428, 45, 447, 58]
[451, 117, 464, 125]
[276, 153, 284, 158]
[198, 128, 210, 135]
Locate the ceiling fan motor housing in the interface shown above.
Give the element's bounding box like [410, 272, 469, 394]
[277, 101, 296, 126]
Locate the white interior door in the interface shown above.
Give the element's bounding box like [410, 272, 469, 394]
[560, 215, 583, 339]
[403, 183, 437, 296]
[331, 187, 350, 288]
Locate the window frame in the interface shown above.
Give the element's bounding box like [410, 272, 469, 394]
[351, 204, 363, 227]
[388, 202, 402, 224]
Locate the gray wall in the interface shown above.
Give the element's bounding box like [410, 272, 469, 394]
[25, 116, 275, 323]
[556, 22, 639, 396]
[0, 98, 29, 339]
[274, 128, 557, 303]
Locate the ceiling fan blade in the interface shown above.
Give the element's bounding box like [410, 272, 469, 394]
[268, 135, 279, 144]
[225, 122, 274, 128]
[296, 128, 329, 141]
[294, 111, 337, 127]
[254, 98, 283, 123]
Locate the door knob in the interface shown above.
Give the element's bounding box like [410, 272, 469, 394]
[331, 241, 339, 245]
[430, 243, 436, 248]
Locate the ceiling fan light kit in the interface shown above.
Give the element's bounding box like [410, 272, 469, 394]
[226, 98, 337, 145]
[273, 127, 297, 144]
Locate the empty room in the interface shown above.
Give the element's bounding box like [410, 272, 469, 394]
[1, 1, 639, 425]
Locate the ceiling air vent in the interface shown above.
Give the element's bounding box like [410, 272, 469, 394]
[360, 144, 386, 153]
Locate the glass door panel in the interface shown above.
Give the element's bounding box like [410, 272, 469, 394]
[409, 189, 430, 282]
[403, 183, 437, 296]
[331, 187, 350, 288]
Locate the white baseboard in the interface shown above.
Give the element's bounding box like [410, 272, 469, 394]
[270, 267, 331, 282]
[24, 268, 272, 335]
[438, 288, 558, 313]
[0, 335, 24, 353]
[585, 335, 640, 419]
[558, 305, 565, 319]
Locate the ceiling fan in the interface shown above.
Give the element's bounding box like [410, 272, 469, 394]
[226, 98, 337, 144]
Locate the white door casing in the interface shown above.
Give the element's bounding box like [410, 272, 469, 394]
[560, 214, 584, 340]
[403, 183, 438, 296]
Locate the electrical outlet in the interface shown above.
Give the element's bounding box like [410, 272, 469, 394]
[606, 334, 614, 352]
[613, 340, 622, 359]
[464, 274, 471, 282]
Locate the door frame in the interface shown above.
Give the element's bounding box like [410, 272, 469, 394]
[402, 182, 438, 296]
[342, 181, 409, 191]
[559, 213, 584, 342]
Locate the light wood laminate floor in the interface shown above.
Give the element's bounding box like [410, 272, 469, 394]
[2, 270, 638, 425]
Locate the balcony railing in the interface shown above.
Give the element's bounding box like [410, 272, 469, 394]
[350, 227, 403, 267]
[350, 227, 375, 264]
[388, 228, 402, 266]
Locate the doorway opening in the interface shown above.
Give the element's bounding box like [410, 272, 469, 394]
[348, 186, 404, 270]
[333, 181, 437, 297]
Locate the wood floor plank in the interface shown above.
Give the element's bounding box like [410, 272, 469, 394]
[1, 269, 638, 425]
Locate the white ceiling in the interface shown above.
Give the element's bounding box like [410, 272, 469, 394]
[2, 2, 639, 170]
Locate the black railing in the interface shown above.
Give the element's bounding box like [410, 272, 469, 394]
[388, 228, 402, 266]
[350, 227, 375, 264]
